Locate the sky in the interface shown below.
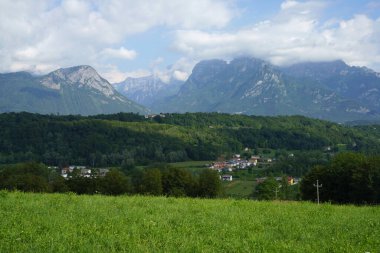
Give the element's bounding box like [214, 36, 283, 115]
[1, 0, 380, 83]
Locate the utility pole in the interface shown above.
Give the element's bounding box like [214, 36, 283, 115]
[313, 180, 322, 205]
[273, 187, 279, 200]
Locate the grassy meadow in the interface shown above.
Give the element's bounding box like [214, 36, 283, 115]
[0, 191, 379, 253]
[223, 180, 255, 198]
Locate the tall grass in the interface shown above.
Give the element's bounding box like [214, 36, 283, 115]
[0, 191, 379, 252]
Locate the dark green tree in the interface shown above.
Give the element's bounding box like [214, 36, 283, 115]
[100, 170, 131, 195]
[49, 176, 69, 193]
[66, 177, 100, 195]
[198, 169, 221, 198]
[254, 176, 279, 200]
[140, 169, 163, 195]
[162, 167, 196, 197]
[301, 153, 380, 204]
[3, 174, 50, 192]
[0, 162, 51, 192]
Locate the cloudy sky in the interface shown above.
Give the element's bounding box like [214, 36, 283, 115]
[1, 0, 380, 83]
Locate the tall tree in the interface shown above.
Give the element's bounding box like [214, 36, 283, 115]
[198, 169, 221, 198]
[141, 169, 163, 195]
[254, 176, 279, 200]
[100, 170, 131, 195]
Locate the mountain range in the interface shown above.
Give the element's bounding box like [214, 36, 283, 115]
[0, 66, 148, 115]
[151, 58, 380, 123]
[1, 58, 380, 123]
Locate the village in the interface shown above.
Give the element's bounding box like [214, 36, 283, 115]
[208, 153, 300, 186]
[48, 166, 110, 179]
[50, 152, 300, 188]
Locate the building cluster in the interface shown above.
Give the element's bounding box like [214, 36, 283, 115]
[209, 154, 275, 182]
[256, 176, 300, 185]
[144, 113, 166, 119]
[209, 154, 273, 173]
[59, 166, 109, 179]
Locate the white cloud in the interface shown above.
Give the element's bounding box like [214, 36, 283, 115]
[100, 47, 137, 60]
[124, 69, 152, 79]
[3, 0, 379, 83]
[118, 57, 196, 83]
[173, 70, 189, 81]
[158, 57, 196, 82]
[150, 57, 165, 69]
[0, 0, 235, 74]
[100, 66, 129, 83]
[281, 1, 299, 10]
[172, 1, 380, 71]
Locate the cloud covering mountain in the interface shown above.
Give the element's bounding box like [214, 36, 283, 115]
[1, 0, 379, 83]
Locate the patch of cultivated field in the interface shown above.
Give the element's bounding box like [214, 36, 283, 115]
[0, 191, 379, 252]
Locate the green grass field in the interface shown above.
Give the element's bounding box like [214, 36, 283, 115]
[168, 160, 211, 174]
[138, 161, 212, 175]
[1, 191, 379, 252]
[223, 179, 255, 198]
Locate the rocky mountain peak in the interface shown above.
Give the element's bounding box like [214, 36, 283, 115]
[41, 65, 116, 97]
[0, 66, 149, 115]
[283, 60, 349, 79]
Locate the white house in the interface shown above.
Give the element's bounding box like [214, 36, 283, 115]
[221, 175, 233, 181]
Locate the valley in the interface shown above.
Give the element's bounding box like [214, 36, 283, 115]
[2, 1, 380, 252]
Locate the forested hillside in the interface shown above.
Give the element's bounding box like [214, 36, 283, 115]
[0, 112, 379, 168]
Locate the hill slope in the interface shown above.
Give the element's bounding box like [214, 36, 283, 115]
[0, 66, 148, 115]
[0, 112, 379, 166]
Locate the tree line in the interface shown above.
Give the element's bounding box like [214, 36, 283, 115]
[252, 152, 380, 204]
[301, 153, 380, 204]
[2, 153, 380, 204]
[0, 162, 222, 198]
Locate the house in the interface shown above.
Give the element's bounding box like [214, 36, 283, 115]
[240, 160, 251, 169]
[275, 177, 283, 181]
[250, 156, 260, 166]
[80, 168, 92, 178]
[274, 176, 296, 185]
[221, 175, 233, 181]
[144, 113, 166, 119]
[98, 168, 110, 177]
[227, 160, 239, 168]
[259, 157, 273, 163]
[61, 168, 69, 178]
[256, 177, 267, 184]
[287, 176, 295, 185]
[61, 166, 89, 178]
[251, 155, 261, 160]
[209, 162, 227, 170]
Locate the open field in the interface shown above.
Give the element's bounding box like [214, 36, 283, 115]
[138, 161, 212, 175]
[223, 179, 255, 198]
[0, 191, 379, 252]
[167, 160, 211, 174]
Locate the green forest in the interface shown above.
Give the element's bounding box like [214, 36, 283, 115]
[0, 112, 379, 167]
